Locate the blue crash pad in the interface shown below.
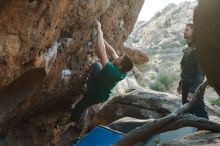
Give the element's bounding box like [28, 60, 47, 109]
[74, 125, 124, 146]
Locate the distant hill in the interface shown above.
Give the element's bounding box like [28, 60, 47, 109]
[125, 1, 196, 92]
[125, 1, 218, 99]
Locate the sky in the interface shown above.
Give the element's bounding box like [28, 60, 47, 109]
[138, 0, 196, 21]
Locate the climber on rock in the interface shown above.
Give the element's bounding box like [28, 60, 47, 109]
[70, 20, 133, 127]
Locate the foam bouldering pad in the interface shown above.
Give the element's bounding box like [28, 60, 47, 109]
[74, 125, 124, 146]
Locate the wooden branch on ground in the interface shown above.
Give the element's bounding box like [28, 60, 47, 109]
[160, 114, 220, 133]
[112, 81, 220, 146]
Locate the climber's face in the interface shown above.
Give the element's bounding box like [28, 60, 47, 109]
[184, 25, 193, 41]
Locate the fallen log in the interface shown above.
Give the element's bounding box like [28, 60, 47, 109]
[112, 81, 220, 146]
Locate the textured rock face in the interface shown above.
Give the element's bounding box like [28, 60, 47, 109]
[194, 0, 220, 95]
[0, 0, 145, 145]
[0, 0, 70, 88]
[0, 0, 146, 89]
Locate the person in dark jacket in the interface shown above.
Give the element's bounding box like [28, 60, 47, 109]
[177, 23, 208, 119]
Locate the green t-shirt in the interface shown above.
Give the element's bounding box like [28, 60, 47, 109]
[89, 61, 127, 102]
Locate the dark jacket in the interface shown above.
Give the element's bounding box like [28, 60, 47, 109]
[180, 45, 205, 93]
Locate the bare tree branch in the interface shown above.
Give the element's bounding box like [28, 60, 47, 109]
[112, 81, 220, 146]
[160, 114, 220, 133]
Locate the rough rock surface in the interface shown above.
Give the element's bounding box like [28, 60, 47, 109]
[0, 0, 145, 145]
[194, 0, 220, 95]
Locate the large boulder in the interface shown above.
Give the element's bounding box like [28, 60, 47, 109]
[194, 0, 220, 95]
[92, 89, 181, 126]
[0, 0, 146, 145]
[92, 89, 220, 127]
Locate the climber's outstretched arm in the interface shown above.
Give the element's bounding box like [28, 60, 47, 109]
[96, 21, 108, 66]
[104, 39, 119, 60]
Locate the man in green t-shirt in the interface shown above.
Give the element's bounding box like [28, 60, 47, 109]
[70, 20, 133, 125]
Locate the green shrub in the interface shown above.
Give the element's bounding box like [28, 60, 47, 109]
[209, 98, 220, 106]
[149, 74, 173, 92]
[158, 74, 173, 90]
[149, 81, 167, 92]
